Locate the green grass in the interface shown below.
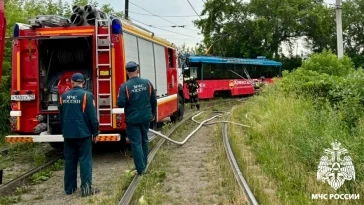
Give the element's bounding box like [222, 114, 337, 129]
[229, 85, 364, 205]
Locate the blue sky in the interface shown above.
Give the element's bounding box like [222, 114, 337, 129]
[67, 0, 338, 55]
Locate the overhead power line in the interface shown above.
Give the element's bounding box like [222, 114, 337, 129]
[129, 11, 200, 18]
[129, 1, 200, 32]
[129, 1, 178, 26]
[130, 18, 203, 40]
[186, 0, 202, 19]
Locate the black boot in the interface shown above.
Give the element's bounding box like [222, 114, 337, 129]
[196, 104, 200, 110]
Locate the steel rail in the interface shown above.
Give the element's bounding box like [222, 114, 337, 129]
[0, 154, 63, 196]
[222, 111, 259, 205]
[118, 98, 243, 205]
[118, 110, 197, 205]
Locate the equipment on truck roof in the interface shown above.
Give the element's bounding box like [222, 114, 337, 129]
[27, 4, 109, 28]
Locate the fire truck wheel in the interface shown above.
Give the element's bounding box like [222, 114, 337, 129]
[170, 113, 177, 123]
[178, 102, 184, 120]
[170, 96, 184, 123]
[49, 142, 64, 150]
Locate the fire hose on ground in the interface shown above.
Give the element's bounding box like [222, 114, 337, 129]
[148, 110, 255, 145]
[146, 109, 259, 205]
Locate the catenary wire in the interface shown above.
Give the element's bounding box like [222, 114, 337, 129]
[130, 18, 203, 40]
[128, 11, 202, 17]
[129, 1, 200, 32]
[186, 0, 202, 19]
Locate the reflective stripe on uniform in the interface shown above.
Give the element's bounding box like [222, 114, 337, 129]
[148, 82, 152, 96]
[125, 86, 130, 100]
[82, 93, 87, 113]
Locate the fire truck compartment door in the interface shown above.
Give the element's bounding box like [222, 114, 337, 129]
[5, 133, 121, 142]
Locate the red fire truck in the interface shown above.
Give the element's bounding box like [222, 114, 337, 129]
[4, 5, 184, 148]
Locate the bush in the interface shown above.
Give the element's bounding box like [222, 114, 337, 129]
[279, 68, 343, 102]
[299, 49, 354, 76]
[278, 50, 364, 129]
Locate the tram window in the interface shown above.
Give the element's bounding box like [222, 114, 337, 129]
[235, 64, 242, 78]
[202, 63, 212, 80]
[227, 64, 235, 79]
[221, 64, 229, 79]
[214, 64, 223, 79]
[261, 66, 274, 78]
[183, 67, 190, 79]
[185, 62, 202, 80]
[256, 66, 262, 78]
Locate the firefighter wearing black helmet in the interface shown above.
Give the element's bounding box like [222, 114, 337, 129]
[186, 76, 200, 110]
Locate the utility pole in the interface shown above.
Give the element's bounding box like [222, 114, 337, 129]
[336, 0, 343, 58]
[125, 0, 129, 19]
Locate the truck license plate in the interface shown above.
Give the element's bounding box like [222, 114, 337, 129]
[11, 95, 36, 101]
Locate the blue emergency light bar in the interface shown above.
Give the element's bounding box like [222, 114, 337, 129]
[111, 18, 122, 34]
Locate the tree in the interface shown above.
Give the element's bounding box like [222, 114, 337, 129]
[177, 43, 204, 55]
[195, 0, 336, 59]
[340, 0, 364, 67]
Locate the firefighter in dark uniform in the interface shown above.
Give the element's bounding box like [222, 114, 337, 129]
[187, 76, 200, 110]
[117, 61, 157, 175]
[59, 73, 100, 197]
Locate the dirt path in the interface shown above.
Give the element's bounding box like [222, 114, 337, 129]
[13, 149, 134, 205]
[163, 125, 219, 204]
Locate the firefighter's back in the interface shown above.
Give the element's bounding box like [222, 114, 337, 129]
[60, 87, 92, 138]
[123, 77, 154, 124]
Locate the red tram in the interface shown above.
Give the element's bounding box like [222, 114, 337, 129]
[181, 56, 282, 99]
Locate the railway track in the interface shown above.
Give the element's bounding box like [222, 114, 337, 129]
[118, 97, 258, 204]
[0, 154, 63, 196]
[222, 109, 258, 205]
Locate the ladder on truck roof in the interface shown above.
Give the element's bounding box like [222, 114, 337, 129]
[95, 15, 113, 127]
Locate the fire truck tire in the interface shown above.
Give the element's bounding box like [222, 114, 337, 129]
[49, 142, 64, 150]
[170, 95, 184, 122]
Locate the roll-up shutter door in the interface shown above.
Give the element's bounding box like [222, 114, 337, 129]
[123, 32, 139, 65]
[153, 43, 168, 96]
[137, 38, 156, 87]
